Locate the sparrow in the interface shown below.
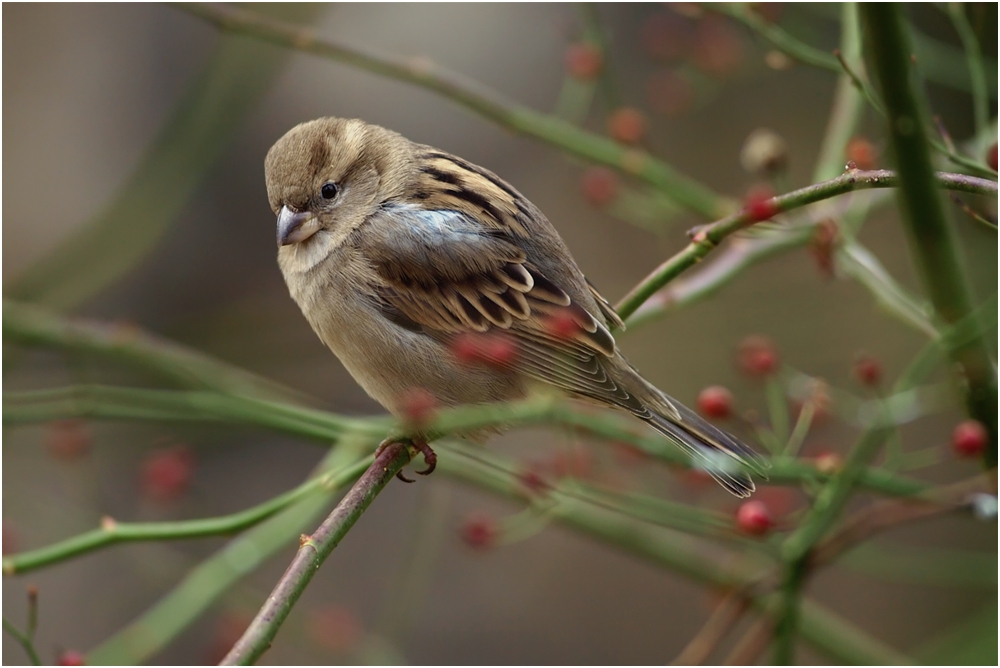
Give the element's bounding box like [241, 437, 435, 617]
[265, 117, 766, 496]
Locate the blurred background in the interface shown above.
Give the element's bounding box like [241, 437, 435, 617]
[3, 3, 997, 665]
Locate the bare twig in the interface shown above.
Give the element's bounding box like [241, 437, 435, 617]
[811, 472, 997, 568]
[671, 590, 749, 665]
[722, 614, 773, 666]
[220, 442, 412, 665]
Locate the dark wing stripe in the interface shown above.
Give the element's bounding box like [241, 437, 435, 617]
[525, 267, 571, 305]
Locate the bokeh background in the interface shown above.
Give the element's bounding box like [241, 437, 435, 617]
[3, 3, 997, 665]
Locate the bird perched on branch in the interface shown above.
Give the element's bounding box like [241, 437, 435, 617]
[265, 117, 766, 495]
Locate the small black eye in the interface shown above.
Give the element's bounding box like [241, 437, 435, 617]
[320, 182, 339, 200]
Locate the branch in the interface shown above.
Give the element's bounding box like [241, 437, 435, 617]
[3, 300, 304, 403]
[615, 169, 997, 321]
[2, 384, 932, 498]
[945, 4, 989, 134]
[175, 2, 731, 218]
[86, 445, 367, 664]
[863, 4, 999, 467]
[2, 618, 42, 667]
[671, 590, 749, 665]
[220, 443, 411, 664]
[6, 5, 326, 309]
[711, 4, 841, 71]
[811, 472, 997, 569]
[1, 458, 368, 575]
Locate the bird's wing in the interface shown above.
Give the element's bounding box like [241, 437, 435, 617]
[358, 205, 651, 409]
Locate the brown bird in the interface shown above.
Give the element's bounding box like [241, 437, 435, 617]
[265, 117, 766, 495]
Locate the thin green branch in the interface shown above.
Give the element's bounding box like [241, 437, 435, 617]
[1, 458, 368, 575]
[863, 4, 999, 467]
[6, 5, 325, 309]
[2, 618, 42, 666]
[711, 3, 841, 71]
[813, 3, 866, 183]
[176, 2, 730, 218]
[946, 3, 989, 133]
[1, 383, 933, 499]
[86, 445, 366, 665]
[3, 300, 304, 403]
[615, 169, 997, 322]
[439, 440, 912, 665]
[220, 443, 411, 664]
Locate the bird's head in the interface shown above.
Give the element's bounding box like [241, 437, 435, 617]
[264, 117, 414, 247]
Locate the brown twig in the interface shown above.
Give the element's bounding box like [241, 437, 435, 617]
[723, 614, 774, 666]
[671, 589, 749, 665]
[220, 442, 412, 665]
[811, 472, 997, 568]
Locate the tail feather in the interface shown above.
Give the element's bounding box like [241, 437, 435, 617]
[631, 378, 768, 497]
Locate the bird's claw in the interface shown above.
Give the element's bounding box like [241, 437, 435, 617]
[376, 437, 437, 482]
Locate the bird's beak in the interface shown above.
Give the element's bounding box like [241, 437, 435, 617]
[276, 206, 320, 247]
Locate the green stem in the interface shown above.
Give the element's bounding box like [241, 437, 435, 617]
[1, 461, 361, 575]
[2, 618, 42, 666]
[813, 3, 866, 183]
[6, 5, 325, 309]
[772, 561, 806, 664]
[3, 300, 303, 402]
[712, 3, 841, 71]
[86, 446, 366, 664]
[863, 4, 999, 467]
[2, 383, 933, 498]
[220, 443, 411, 665]
[615, 169, 996, 321]
[177, 2, 730, 218]
[946, 3, 989, 133]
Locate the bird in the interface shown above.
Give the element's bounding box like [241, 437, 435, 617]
[264, 117, 766, 496]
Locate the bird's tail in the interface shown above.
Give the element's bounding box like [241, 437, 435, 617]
[625, 373, 769, 497]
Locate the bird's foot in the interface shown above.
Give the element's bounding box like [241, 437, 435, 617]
[375, 437, 437, 483]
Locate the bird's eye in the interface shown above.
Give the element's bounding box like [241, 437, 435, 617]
[320, 182, 339, 200]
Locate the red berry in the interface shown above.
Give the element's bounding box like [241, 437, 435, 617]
[46, 419, 92, 460]
[306, 605, 362, 654]
[846, 137, 877, 170]
[612, 441, 650, 466]
[691, 17, 744, 78]
[809, 218, 839, 278]
[460, 513, 498, 550]
[398, 387, 438, 429]
[749, 3, 783, 23]
[640, 12, 691, 61]
[518, 467, 551, 495]
[545, 309, 581, 340]
[952, 420, 988, 458]
[564, 43, 603, 80]
[57, 651, 86, 666]
[987, 142, 998, 171]
[3, 520, 18, 556]
[737, 336, 779, 377]
[735, 500, 774, 535]
[548, 447, 593, 479]
[697, 385, 734, 419]
[853, 353, 882, 387]
[744, 184, 779, 222]
[141, 445, 195, 502]
[580, 167, 619, 207]
[449, 333, 518, 371]
[204, 612, 252, 664]
[646, 69, 696, 116]
[607, 107, 648, 144]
